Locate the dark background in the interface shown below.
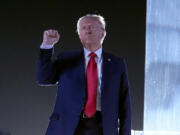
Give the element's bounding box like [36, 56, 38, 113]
[0, 1, 146, 135]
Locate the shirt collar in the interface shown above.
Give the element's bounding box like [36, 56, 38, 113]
[83, 47, 102, 59]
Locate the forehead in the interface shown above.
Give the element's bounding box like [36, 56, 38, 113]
[79, 17, 101, 26]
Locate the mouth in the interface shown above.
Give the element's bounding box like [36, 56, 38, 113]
[85, 31, 92, 35]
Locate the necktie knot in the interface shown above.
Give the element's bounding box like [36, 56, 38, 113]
[89, 52, 96, 58]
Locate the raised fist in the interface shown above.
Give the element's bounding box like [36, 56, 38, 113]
[42, 29, 60, 45]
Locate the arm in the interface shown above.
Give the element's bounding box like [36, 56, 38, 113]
[118, 59, 131, 135]
[36, 29, 60, 86]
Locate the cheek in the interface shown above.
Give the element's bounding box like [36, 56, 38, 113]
[79, 33, 84, 39]
[95, 31, 103, 38]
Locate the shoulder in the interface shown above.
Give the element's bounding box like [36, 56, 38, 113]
[103, 50, 125, 64]
[103, 51, 128, 72]
[57, 49, 83, 59]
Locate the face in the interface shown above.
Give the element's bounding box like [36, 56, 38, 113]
[78, 17, 106, 47]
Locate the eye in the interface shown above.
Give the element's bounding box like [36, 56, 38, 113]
[82, 26, 86, 30]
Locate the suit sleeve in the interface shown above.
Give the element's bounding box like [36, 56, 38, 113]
[118, 59, 131, 135]
[36, 48, 61, 86]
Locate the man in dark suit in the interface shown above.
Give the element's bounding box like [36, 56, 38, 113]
[37, 14, 131, 135]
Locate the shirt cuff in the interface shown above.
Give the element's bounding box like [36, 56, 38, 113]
[40, 44, 54, 49]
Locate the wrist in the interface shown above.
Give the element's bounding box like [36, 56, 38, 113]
[40, 44, 54, 49]
[42, 41, 55, 46]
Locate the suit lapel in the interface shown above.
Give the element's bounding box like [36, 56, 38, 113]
[101, 51, 114, 95]
[76, 49, 86, 98]
[76, 49, 115, 102]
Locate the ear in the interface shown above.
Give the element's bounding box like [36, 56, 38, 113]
[101, 31, 106, 38]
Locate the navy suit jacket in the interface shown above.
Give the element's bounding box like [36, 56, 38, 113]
[37, 48, 131, 135]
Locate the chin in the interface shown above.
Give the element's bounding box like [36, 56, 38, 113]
[82, 40, 92, 45]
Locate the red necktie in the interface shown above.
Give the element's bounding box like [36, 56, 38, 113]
[84, 52, 98, 117]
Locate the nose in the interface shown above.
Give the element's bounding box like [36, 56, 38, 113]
[85, 26, 92, 34]
[88, 25, 91, 30]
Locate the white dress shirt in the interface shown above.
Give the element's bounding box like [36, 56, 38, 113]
[40, 44, 103, 111]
